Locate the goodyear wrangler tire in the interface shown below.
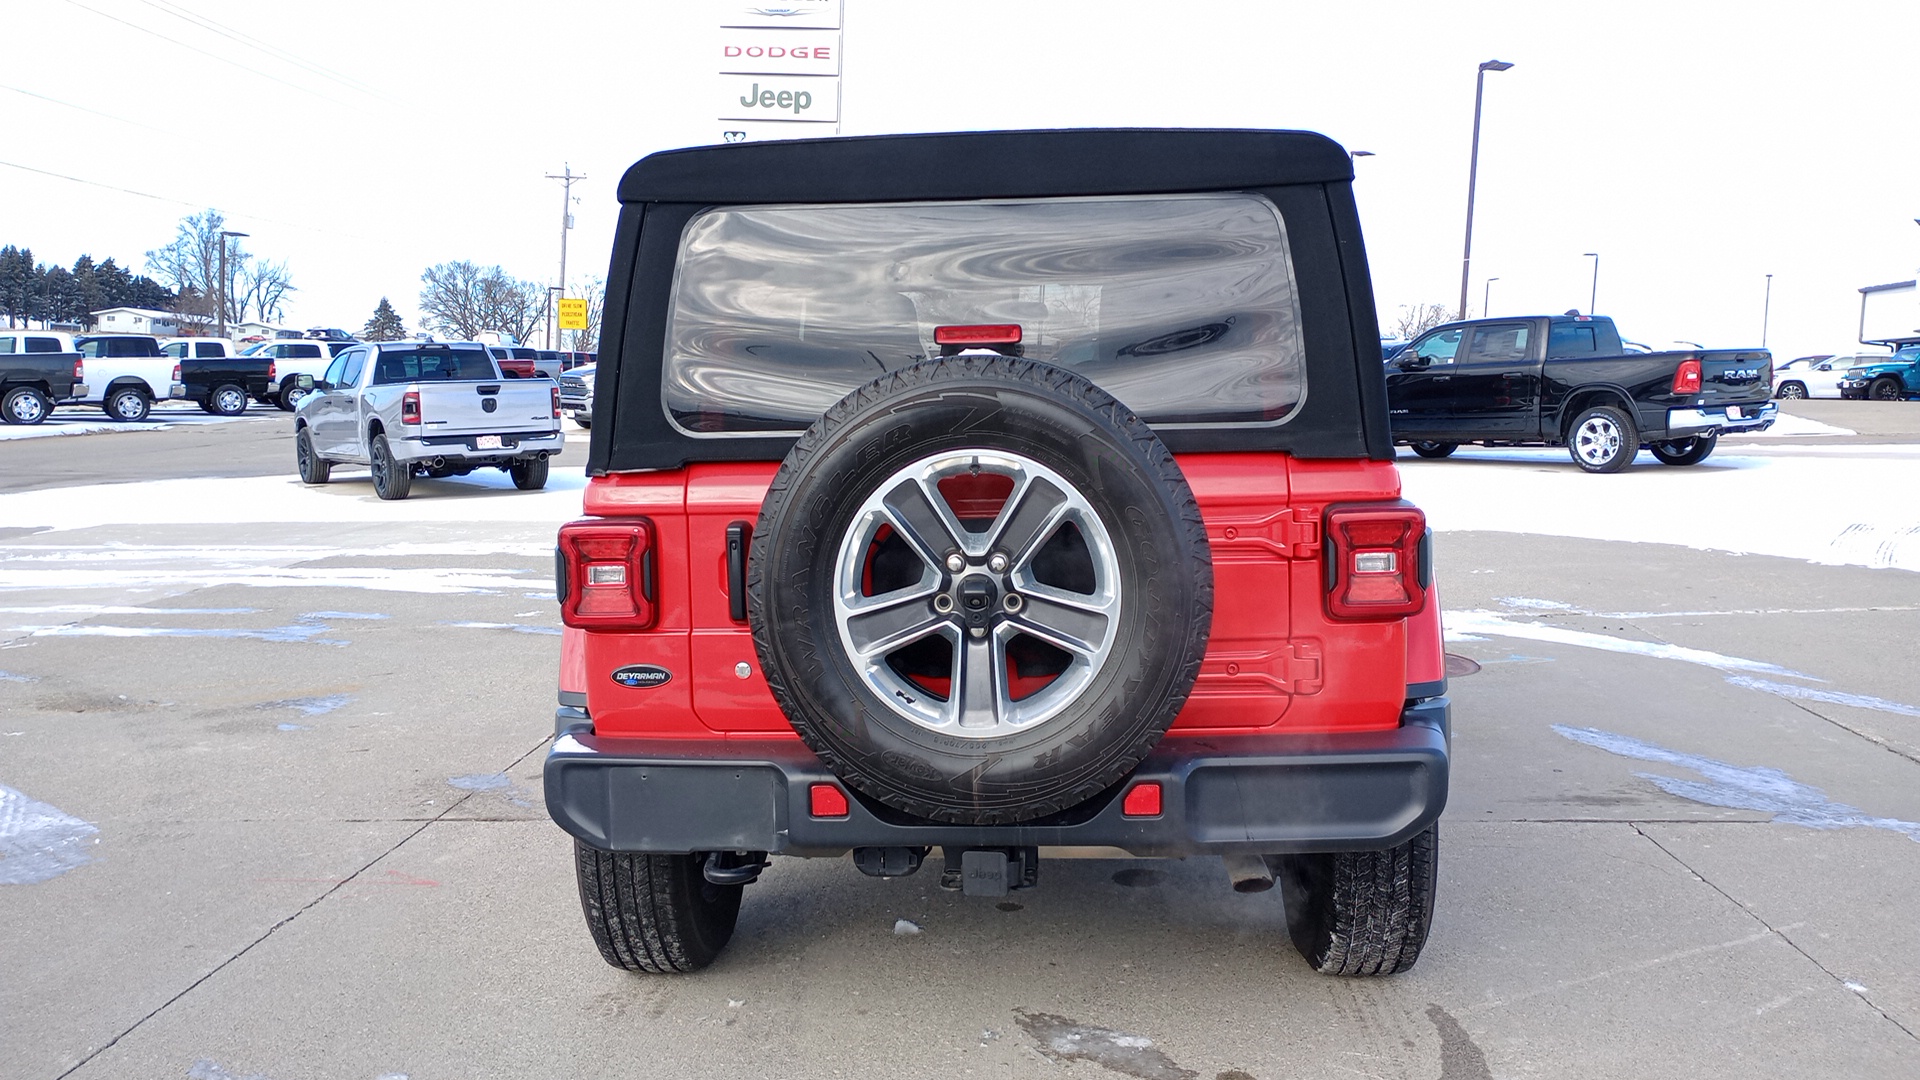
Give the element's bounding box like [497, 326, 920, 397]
[748, 356, 1213, 825]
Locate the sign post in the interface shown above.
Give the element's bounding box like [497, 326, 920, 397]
[715, 0, 843, 144]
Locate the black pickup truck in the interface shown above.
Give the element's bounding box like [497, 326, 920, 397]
[1385, 315, 1775, 472]
[0, 330, 85, 425]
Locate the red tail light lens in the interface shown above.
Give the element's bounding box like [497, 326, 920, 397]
[558, 519, 656, 629]
[551, 385, 561, 419]
[401, 391, 421, 424]
[74, 358, 84, 380]
[171, 364, 181, 382]
[1671, 358, 1702, 395]
[268, 361, 278, 380]
[1324, 503, 1427, 621]
[934, 324, 1022, 346]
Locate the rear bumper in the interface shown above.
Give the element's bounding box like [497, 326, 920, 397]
[392, 430, 564, 463]
[544, 698, 1451, 858]
[1664, 401, 1776, 438]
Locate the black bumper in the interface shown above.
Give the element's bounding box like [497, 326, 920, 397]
[544, 699, 1450, 858]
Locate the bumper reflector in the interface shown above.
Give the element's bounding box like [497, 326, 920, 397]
[1122, 782, 1163, 817]
[809, 783, 850, 818]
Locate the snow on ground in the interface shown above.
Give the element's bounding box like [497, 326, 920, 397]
[0, 467, 588, 531]
[0, 407, 265, 441]
[1400, 447, 1920, 573]
[1742, 413, 1856, 437]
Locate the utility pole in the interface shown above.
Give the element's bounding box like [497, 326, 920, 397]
[1762, 273, 1773, 347]
[545, 164, 584, 349]
[217, 229, 248, 338]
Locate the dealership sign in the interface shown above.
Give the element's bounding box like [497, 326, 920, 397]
[715, 0, 841, 142]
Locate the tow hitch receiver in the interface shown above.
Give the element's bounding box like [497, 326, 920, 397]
[940, 846, 1039, 896]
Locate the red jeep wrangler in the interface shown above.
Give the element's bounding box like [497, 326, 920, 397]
[546, 129, 1449, 977]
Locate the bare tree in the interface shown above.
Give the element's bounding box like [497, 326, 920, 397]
[1390, 303, 1453, 340]
[564, 276, 606, 353]
[418, 261, 546, 343]
[145, 209, 293, 325]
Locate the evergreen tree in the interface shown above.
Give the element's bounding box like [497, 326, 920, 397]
[362, 296, 408, 341]
[0, 246, 33, 327]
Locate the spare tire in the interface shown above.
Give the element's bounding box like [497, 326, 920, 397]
[748, 357, 1213, 825]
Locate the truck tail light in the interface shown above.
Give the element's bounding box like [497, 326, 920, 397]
[74, 358, 84, 381]
[1671, 358, 1702, 395]
[268, 361, 278, 381]
[171, 364, 181, 382]
[401, 391, 421, 424]
[551, 385, 561, 419]
[1323, 503, 1427, 621]
[557, 519, 656, 629]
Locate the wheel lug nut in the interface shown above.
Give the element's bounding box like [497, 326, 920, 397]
[945, 553, 966, 573]
[988, 553, 1009, 573]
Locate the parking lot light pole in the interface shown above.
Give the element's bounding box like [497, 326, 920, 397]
[1458, 60, 1513, 321]
[1483, 277, 1498, 317]
[1583, 252, 1599, 314]
[1762, 273, 1773, 347]
[217, 230, 248, 338]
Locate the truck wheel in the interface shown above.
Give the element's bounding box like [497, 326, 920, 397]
[278, 384, 311, 411]
[295, 427, 331, 485]
[1409, 441, 1457, 459]
[749, 357, 1213, 826]
[1275, 823, 1438, 976]
[209, 384, 249, 417]
[510, 455, 550, 490]
[369, 434, 412, 500]
[103, 387, 151, 422]
[1869, 378, 1902, 401]
[1568, 404, 1637, 473]
[1650, 432, 1717, 466]
[1774, 382, 1806, 399]
[574, 842, 743, 973]
[2, 386, 51, 425]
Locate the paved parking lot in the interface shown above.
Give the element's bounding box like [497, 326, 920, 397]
[3, 403, 1917, 1079]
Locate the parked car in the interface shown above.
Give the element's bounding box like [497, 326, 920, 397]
[0, 329, 85, 425]
[293, 340, 564, 499]
[74, 334, 180, 422]
[1386, 314, 1776, 472]
[544, 128, 1450, 978]
[560, 350, 596, 370]
[487, 344, 539, 378]
[1837, 345, 1920, 401]
[1773, 354, 1891, 400]
[162, 337, 271, 415]
[557, 363, 594, 427]
[245, 339, 337, 409]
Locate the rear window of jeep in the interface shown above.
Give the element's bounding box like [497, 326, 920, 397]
[662, 193, 1307, 434]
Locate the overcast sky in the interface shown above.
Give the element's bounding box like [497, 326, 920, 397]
[5, 0, 1917, 360]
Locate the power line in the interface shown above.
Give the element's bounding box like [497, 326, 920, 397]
[0, 84, 170, 133]
[137, 0, 392, 102]
[0, 159, 200, 208]
[0, 158, 387, 244]
[60, 0, 352, 108]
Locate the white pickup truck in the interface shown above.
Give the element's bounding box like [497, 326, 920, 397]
[292, 340, 563, 500]
[244, 338, 346, 410]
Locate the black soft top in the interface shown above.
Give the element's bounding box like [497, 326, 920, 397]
[619, 128, 1355, 203]
[589, 128, 1391, 473]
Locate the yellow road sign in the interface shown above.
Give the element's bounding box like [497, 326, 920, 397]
[558, 297, 588, 330]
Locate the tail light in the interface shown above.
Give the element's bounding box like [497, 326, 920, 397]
[171, 364, 181, 382]
[74, 358, 84, 380]
[934, 324, 1022, 346]
[551, 385, 561, 419]
[268, 361, 278, 381]
[1671, 358, 1702, 395]
[1324, 503, 1427, 621]
[401, 391, 421, 424]
[557, 519, 656, 629]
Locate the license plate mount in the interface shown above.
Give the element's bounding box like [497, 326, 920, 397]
[475, 435, 503, 450]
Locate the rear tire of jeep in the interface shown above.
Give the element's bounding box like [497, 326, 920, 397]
[369, 434, 412, 500]
[1409, 441, 1457, 459]
[1567, 404, 1638, 473]
[1276, 823, 1439, 976]
[749, 357, 1213, 826]
[573, 842, 742, 973]
[510, 455, 549, 490]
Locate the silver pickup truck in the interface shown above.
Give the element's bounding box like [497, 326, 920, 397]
[292, 340, 563, 500]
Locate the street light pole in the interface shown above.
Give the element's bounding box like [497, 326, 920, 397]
[1762, 273, 1773, 347]
[1483, 277, 1498, 318]
[1458, 59, 1514, 321]
[544, 164, 585, 349]
[217, 230, 248, 338]
[1583, 252, 1599, 314]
